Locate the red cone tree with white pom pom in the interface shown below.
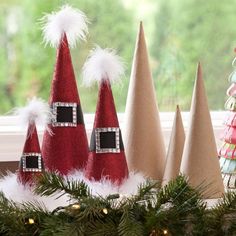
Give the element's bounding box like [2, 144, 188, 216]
[17, 98, 51, 185]
[82, 47, 129, 185]
[41, 5, 89, 175]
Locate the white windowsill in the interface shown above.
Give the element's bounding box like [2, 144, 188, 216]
[0, 112, 226, 162]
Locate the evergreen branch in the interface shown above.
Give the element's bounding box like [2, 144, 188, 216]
[0, 192, 33, 235]
[150, 175, 207, 235]
[86, 217, 118, 236]
[0, 175, 235, 235]
[134, 180, 159, 205]
[39, 215, 77, 236]
[118, 208, 144, 236]
[206, 191, 236, 235]
[34, 172, 91, 199]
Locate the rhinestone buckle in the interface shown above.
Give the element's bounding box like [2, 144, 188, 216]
[22, 153, 42, 172]
[95, 127, 120, 153]
[52, 102, 77, 127]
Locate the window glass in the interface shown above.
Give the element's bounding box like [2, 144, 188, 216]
[0, 0, 234, 114]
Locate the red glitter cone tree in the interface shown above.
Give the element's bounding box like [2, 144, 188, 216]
[41, 6, 89, 175]
[82, 47, 129, 185]
[16, 98, 51, 186]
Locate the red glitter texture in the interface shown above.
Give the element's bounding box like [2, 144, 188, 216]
[17, 122, 42, 185]
[85, 80, 129, 185]
[42, 34, 89, 175]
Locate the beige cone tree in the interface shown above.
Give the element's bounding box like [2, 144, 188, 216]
[180, 63, 224, 198]
[162, 105, 185, 186]
[123, 22, 166, 181]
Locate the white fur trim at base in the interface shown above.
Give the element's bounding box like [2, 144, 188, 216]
[0, 172, 147, 211]
[0, 173, 70, 211]
[68, 171, 147, 197]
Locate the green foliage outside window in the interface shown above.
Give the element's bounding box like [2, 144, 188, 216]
[0, 0, 236, 113]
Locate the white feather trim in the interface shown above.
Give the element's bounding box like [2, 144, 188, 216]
[14, 97, 52, 131]
[82, 47, 125, 87]
[67, 171, 146, 198]
[0, 171, 146, 211]
[0, 173, 70, 211]
[41, 5, 88, 48]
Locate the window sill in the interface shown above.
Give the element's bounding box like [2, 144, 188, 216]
[0, 112, 226, 162]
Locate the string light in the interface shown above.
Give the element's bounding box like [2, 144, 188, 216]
[28, 218, 35, 224]
[102, 208, 108, 214]
[163, 229, 168, 235]
[71, 204, 81, 210]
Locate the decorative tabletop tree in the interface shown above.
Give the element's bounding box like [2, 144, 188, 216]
[219, 51, 236, 189]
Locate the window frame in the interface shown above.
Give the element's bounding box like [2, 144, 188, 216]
[0, 112, 226, 162]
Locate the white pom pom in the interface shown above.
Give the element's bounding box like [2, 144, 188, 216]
[41, 5, 88, 47]
[82, 46, 125, 87]
[14, 97, 52, 129]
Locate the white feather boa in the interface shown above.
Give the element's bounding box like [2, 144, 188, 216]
[0, 171, 146, 211]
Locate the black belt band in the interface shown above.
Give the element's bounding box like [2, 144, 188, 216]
[90, 128, 124, 152]
[51, 103, 84, 125]
[76, 105, 84, 124]
[20, 153, 44, 172]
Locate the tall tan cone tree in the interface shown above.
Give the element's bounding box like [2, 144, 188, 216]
[162, 105, 185, 186]
[180, 63, 224, 198]
[123, 22, 166, 181]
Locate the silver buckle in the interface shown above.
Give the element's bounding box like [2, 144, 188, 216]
[52, 102, 77, 127]
[95, 127, 120, 153]
[22, 153, 42, 172]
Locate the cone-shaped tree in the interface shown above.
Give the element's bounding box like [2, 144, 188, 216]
[180, 63, 224, 198]
[124, 22, 166, 181]
[162, 105, 185, 186]
[219, 53, 236, 189]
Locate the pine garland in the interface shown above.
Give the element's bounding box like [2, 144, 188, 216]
[0, 174, 235, 235]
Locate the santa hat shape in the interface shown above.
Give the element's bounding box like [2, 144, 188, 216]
[82, 47, 129, 185]
[17, 98, 51, 185]
[41, 5, 89, 174]
[180, 63, 224, 198]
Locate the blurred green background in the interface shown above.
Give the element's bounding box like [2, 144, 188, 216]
[0, 0, 235, 114]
